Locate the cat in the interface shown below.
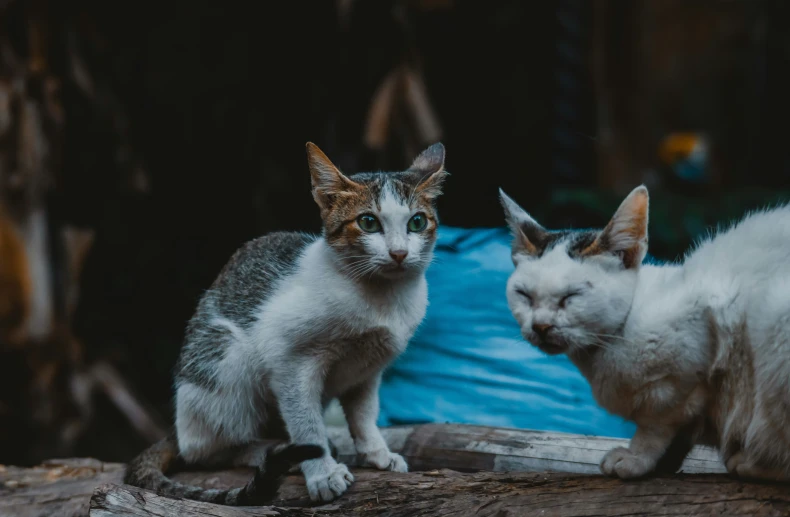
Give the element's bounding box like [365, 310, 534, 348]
[124, 141, 448, 504]
[500, 185, 790, 482]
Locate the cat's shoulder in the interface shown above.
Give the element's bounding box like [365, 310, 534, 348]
[222, 232, 317, 270]
[207, 232, 319, 299]
[240, 231, 318, 259]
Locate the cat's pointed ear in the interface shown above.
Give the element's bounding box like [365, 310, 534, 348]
[499, 189, 547, 259]
[583, 185, 649, 268]
[306, 142, 360, 210]
[408, 142, 448, 199]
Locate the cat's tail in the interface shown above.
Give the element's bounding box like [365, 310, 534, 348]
[123, 436, 323, 506]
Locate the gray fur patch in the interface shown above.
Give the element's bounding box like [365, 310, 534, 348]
[565, 230, 600, 257]
[212, 232, 316, 328]
[175, 232, 316, 389]
[524, 228, 600, 258]
[176, 309, 236, 389]
[346, 171, 429, 208]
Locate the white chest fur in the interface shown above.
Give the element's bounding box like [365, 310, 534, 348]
[572, 267, 716, 424]
[249, 240, 428, 390]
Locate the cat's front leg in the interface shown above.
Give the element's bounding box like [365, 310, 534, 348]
[601, 424, 678, 479]
[339, 373, 408, 473]
[272, 361, 354, 502]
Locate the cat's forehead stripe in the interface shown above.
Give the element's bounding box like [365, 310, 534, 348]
[347, 172, 416, 206]
[529, 229, 600, 259]
[379, 183, 412, 217]
[565, 230, 600, 258]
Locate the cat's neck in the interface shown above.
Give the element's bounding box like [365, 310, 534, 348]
[569, 262, 687, 375]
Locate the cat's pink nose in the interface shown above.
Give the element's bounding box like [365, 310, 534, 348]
[532, 323, 554, 336]
[389, 250, 408, 264]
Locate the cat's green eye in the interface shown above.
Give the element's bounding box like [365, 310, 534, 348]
[408, 213, 428, 232]
[357, 214, 382, 233]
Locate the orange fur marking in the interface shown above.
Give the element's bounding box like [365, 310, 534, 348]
[580, 188, 648, 261]
[518, 230, 539, 256]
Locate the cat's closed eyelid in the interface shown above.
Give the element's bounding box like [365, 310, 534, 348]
[515, 288, 533, 303]
[558, 284, 592, 308]
[558, 292, 577, 308]
[564, 282, 593, 297]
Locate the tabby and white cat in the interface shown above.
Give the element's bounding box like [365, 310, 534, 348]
[500, 185, 790, 481]
[124, 142, 448, 504]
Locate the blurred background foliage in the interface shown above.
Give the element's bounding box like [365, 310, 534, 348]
[0, 0, 788, 465]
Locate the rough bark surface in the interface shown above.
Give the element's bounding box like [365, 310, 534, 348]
[93, 470, 790, 517]
[1, 425, 784, 517]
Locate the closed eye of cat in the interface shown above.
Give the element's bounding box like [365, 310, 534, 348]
[559, 292, 579, 308]
[559, 283, 592, 308]
[515, 289, 533, 304]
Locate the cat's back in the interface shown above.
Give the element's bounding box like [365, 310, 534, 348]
[203, 231, 318, 327]
[684, 204, 790, 282]
[176, 232, 317, 387]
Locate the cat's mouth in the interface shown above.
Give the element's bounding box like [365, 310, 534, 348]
[537, 341, 566, 355]
[527, 332, 568, 355]
[378, 262, 417, 277]
[379, 269, 414, 280]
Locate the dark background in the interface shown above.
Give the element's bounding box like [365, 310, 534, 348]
[0, 0, 788, 465]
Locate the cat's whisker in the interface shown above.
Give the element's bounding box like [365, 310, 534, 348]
[587, 332, 633, 344]
[346, 264, 378, 281]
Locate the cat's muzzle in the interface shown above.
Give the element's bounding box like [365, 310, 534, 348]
[527, 330, 567, 355]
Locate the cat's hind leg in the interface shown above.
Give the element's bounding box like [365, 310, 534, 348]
[175, 381, 263, 465]
[725, 451, 789, 482]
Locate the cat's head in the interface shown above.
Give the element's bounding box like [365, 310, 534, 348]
[306, 142, 447, 280]
[500, 186, 649, 356]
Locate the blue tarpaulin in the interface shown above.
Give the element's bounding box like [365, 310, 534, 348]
[378, 226, 636, 438]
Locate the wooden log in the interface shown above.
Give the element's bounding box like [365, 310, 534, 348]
[329, 423, 727, 475]
[0, 424, 740, 517]
[90, 470, 790, 517]
[0, 458, 125, 517]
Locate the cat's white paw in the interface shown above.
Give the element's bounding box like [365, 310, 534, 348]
[306, 463, 354, 502]
[362, 449, 409, 472]
[600, 447, 655, 479]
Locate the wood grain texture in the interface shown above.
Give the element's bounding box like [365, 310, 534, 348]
[330, 424, 727, 474]
[90, 470, 790, 517]
[0, 458, 125, 517]
[0, 424, 738, 517]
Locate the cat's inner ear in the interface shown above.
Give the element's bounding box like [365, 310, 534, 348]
[306, 142, 360, 210]
[581, 185, 649, 268]
[499, 189, 547, 258]
[408, 142, 448, 199]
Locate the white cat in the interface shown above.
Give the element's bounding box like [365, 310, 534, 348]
[500, 185, 790, 481]
[124, 142, 448, 505]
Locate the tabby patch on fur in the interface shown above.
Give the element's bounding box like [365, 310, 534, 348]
[124, 142, 447, 505]
[501, 185, 790, 482]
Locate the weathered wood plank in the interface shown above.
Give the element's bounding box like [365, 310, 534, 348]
[1, 424, 731, 517]
[90, 470, 790, 517]
[0, 459, 125, 517]
[329, 424, 727, 474]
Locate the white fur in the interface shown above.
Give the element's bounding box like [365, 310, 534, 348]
[358, 185, 433, 274]
[504, 188, 790, 481]
[506, 243, 637, 352]
[176, 238, 426, 501]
